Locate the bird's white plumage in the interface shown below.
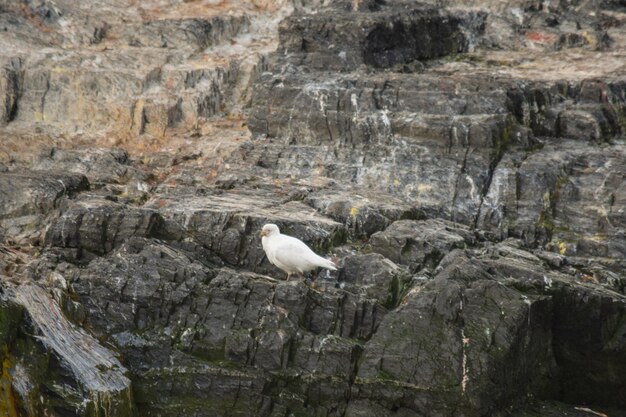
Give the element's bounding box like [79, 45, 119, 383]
[261, 224, 337, 278]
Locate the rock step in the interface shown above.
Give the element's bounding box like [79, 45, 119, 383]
[44, 197, 163, 258]
[31, 147, 145, 187]
[258, 111, 518, 148]
[247, 70, 527, 132]
[234, 138, 507, 224]
[278, 3, 486, 71]
[250, 77, 626, 145]
[132, 362, 266, 417]
[253, 81, 510, 115]
[0, 171, 89, 219]
[507, 79, 626, 139]
[41, 186, 424, 272]
[304, 189, 422, 238]
[0, 170, 89, 242]
[114, 14, 250, 50]
[477, 140, 626, 257]
[146, 191, 345, 274]
[14, 54, 242, 137]
[370, 219, 477, 272]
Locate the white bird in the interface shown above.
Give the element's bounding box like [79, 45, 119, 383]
[260, 223, 337, 280]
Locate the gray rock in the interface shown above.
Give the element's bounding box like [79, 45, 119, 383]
[123, 15, 249, 50]
[1, 0, 626, 415]
[0, 170, 89, 242]
[32, 147, 145, 187]
[149, 191, 345, 274]
[370, 219, 475, 271]
[47, 237, 380, 415]
[354, 242, 626, 415]
[557, 109, 604, 141]
[0, 58, 21, 125]
[44, 198, 163, 257]
[305, 190, 422, 238]
[339, 253, 409, 307]
[278, 4, 486, 71]
[0, 170, 88, 219]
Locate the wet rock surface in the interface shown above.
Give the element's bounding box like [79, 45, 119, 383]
[1, 0, 626, 417]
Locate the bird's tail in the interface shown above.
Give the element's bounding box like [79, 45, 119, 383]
[319, 257, 337, 271]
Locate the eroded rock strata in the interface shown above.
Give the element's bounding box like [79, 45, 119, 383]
[0, 0, 625, 416]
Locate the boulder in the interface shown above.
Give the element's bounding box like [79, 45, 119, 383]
[370, 219, 475, 271]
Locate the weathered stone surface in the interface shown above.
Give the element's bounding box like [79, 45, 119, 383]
[339, 253, 409, 307]
[305, 190, 422, 238]
[477, 140, 626, 257]
[44, 198, 163, 257]
[1, 0, 626, 416]
[148, 190, 345, 274]
[32, 147, 146, 187]
[354, 242, 626, 415]
[370, 219, 475, 271]
[246, 0, 626, 255]
[121, 15, 249, 50]
[277, 4, 486, 71]
[40, 237, 383, 415]
[0, 58, 20, 125]
[0, 171, 88, 219]
[0, 170, 89, 242]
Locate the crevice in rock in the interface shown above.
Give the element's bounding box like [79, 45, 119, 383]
[39, 71, 50, 122]
[473, 117, 514, 230]
[451, 144, 473, 223]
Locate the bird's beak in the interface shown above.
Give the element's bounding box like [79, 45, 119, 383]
[259, 230, 266, 237]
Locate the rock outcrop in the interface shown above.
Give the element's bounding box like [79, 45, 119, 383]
[0, 0, 625, 416]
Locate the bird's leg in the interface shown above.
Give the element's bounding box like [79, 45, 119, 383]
[305, 272, 316, 288]
[286, 272, 291, 281]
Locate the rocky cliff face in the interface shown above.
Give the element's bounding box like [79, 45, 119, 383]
[1, 0, 625, 416]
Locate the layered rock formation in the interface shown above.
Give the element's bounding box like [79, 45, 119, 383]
[1, 0, 625, 416]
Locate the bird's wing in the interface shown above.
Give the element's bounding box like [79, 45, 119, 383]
[271, 236, 312, 261]
[271, 235, 332, 272]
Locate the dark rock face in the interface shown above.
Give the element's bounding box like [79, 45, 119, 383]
[339, 253, 408, 307]
[278, 4, 486, 71]
[0, 171, 89, 242]
[0, 0, 625, 417]
[55, 237, 383, 415]
[0, 58, 20, 125]
[32, 147, 142, 186]
[552, 284, 626, 408]
[355, 249, 557, 416]
[370, 219, 475, 271]
[44, 198, 163, 257]
[148, 191, 346, 274]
